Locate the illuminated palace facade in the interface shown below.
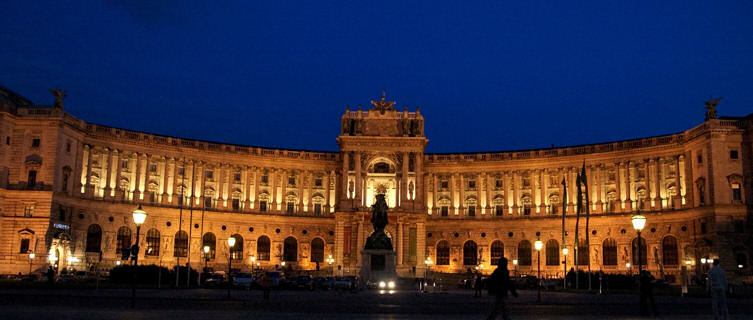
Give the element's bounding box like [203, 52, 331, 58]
[0, 87, 751, 283]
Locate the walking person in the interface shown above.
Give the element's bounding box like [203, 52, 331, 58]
[260, 272, 271, 301]
[639, 271, 659, 316]
[680, 266, 689, 297]
[46, 266, 55, 288]
[487, 257, 518, 320]
[707, 259, 728, 320]
[474, 273, 483, 297]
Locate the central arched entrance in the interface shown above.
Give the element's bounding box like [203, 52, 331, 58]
[365, 157, 398, 208]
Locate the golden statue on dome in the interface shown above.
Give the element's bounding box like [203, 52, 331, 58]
[370, 90, 396, 113]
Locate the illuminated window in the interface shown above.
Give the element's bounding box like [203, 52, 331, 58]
[202, 232, 216, 260]
[732, 183, 742, 201]
[174, 231, 188, 257]
[230, 234, 243, 260]
[146, 229, 160, 256]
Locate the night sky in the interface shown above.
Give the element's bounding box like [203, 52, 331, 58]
[2, 1, 752, 153]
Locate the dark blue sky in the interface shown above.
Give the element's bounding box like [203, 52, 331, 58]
[2, 1, 752, 153]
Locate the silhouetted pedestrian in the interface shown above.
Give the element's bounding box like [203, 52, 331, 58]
[261, 273, 271, 300]
[680, 266, 689, 297]
[487, 257, 518, 320]
[707, 259, 728, 320]
[639, 271, 658, 316]
[474, 274, 483, 297]
[46, 266, 55, 287]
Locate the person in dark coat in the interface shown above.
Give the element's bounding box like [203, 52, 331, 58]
[474, 274, 483, 297]
[260, 273, 271, 300]
[639, 270, 658, 316]
[487, 257, 518, 320]
[46, 266, 55, 287]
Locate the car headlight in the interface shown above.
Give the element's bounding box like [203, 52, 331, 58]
[379, 281, 386, 288]
[388, 281, 395, 289]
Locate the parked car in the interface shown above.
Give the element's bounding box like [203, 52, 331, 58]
[295, 275, 314, 290]
[233, 273, 255, 289]
[313, 276, 333, 290]
[518, 275, 538, 289]
[204, 272, 226, 287]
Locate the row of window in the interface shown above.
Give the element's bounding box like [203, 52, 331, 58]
[434, 236, 683, 267]
[83, 225, 327, 262]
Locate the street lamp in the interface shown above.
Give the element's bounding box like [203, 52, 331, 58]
[425, 256, 433, 291]
[203, 245, 210, 278]
[326, 254, 335, 276]
[512, 259, 518, 277]
[250, 256, 256, 272]
[562, 247, 569, 289]
[227, 236, 236, 300]
[534, 240, 543, 303]
[28, 252, 35, 275]
[700, 258, 707, 264]
[131, 204, 147, 308]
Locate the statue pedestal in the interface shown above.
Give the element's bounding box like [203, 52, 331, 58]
[360, 249, 397, 283]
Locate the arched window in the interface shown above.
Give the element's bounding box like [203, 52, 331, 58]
[518, 240, 532, 266]
[632, 237, 647, 266]
[284, 237, 298, 262]
[202, 233, 217, 260]
[145, 228, 160, 256]
[256, 236, 270, 261]
[374, 162, 390, 174]
[174, 231, 188, 257]
[577, 243, 589, 266]
[662, 236, 678, 266]
[603, 238, 617, 266]
[463, 241, 478, 266]
[85, 224, 102, 252]
[310, 238, 325, 263]
[230, 234, 243, 260]
[116, 226, 131, 254]
[436, 241, 450, 265]
[546, 239, 559, 266]
[491, 241, 504, 266]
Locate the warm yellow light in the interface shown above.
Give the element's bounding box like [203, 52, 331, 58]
[116, 260, 121, 266]
[631, 215, 646, 231]
[512, 259, 518, 265]
[256, 262, 260, 267]
[29, 253, 35, 259]
[685, 260, 692, 265]
[281, 261, 286, 267]
[425, 256, 433, 266]
[534, 240, 543, 251]
[701, 258, 707, 264]
[251, 256, 256, 263]
[626, 262, 631, 268]
[562, 248, 569, 255]
[227, 237, 236, 247]
[132, 205, 147, 225]
[203, 245, 210, 254]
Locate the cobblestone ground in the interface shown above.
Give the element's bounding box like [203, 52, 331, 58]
[0, 287, 750, 319]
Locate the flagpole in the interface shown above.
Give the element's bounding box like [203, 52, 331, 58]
[575, 170, 582, 290]
[582, 161, 592, 291]
[561, 176, 567, 289]
[176, 157, 186, 288]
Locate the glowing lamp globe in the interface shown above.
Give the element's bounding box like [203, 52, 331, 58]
[631, 215, 646, 231]
[29, 253, 35, 259]
[562, 248, 569, 255]
[534, 240, 543, 251]
[203, 245, 210, 254]
[227, 237, 236, 248]
[132, 205, 147, 225]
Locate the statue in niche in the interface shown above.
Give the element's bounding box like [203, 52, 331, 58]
[408, 181, 415, 200]
[365, 194, 392, 250]
[705, 97, 721, 121]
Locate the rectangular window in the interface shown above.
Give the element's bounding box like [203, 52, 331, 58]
[495, 205, 503, 216]
[468, 180, 476, 189]
[732, 183, 742, 201]
[730, 150, 739, 159]
[204, 197, 212, 208]
[523, 205, 531, 216]
[701, 222, 707, 234]
[697, 151, 703, 164]
[441, 206, 449, 216]
[286, 202, 295, 214]
[149, 164, 157, 172]
[5, 136, 9, 145]
[19, 239, 30, 253]
[495, 179, 503, 189]
[31, 138, 40, 147]
[122, 160, 129, 169]
[314, 203, 322, 215]
[205, 170, 214, 180]
[259, 201, 267, 212]
[232, 198, 240, 210]
[288, 177, 296, 186]
[261, 175, 269, 184]
[24, 205, 34, 217]
[440, 180, 448, 189]
[315, 178, 323, 187]
[177, 167, 184, 175]
[234, 173, 241, 182]
[468, 206, 476, 216]
[66, 142, 71, 152]
[27, 170, 37, 187]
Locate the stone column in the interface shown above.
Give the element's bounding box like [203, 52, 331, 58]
[625, 161, 633, 212]
[253, 167, 261, 210]
[656, 158, 665, 208]
[162, 157, 173, 203]
[477, 173, 484, 215]
[132, 152, 143, 201]
[113, 150, 123, 200]
[416, 153, 423, 211]
[323, 171, 331, 213]
[595, 165, 603, 212]
[485, 173, 493, 214]
[354, 152, 362, 207]
[103, 148, 113, 198]
[342, 152, 349, 201]
[83, 144, 93, 196]
[396, 221, 403, 265]
[144, 154, 152, 201]
[401, 152, 409, 208]
[416, 222, 426, 273]
[643, 159, 651, 210]
[613, 163, 622, 212]
[433, 174, 439, 214]
[459, 174, 465, 215]
[335, 219, 345, 271]
[280, 169, 288, 212]
[356, 220, 364, 267]
[512, 171, 519, 214]
[674, 156, 682, 208]
[450, 174, 457, 215]
[299, 172, 306, 213]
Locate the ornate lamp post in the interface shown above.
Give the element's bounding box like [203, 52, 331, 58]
[631, 214, 646, 315]
[250, 256, 256, 272]
[425, 256, 433, 292]
[28, 252, 35, 275]
[202, 245, 210, 285]
[512, 259, 518, 278]
[326, 254, 334, 277]
[534, 239, 543, 303]
[131, 205, 147, 308]
[227, 236, 236, 300]
[562, 247, 569, 289]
